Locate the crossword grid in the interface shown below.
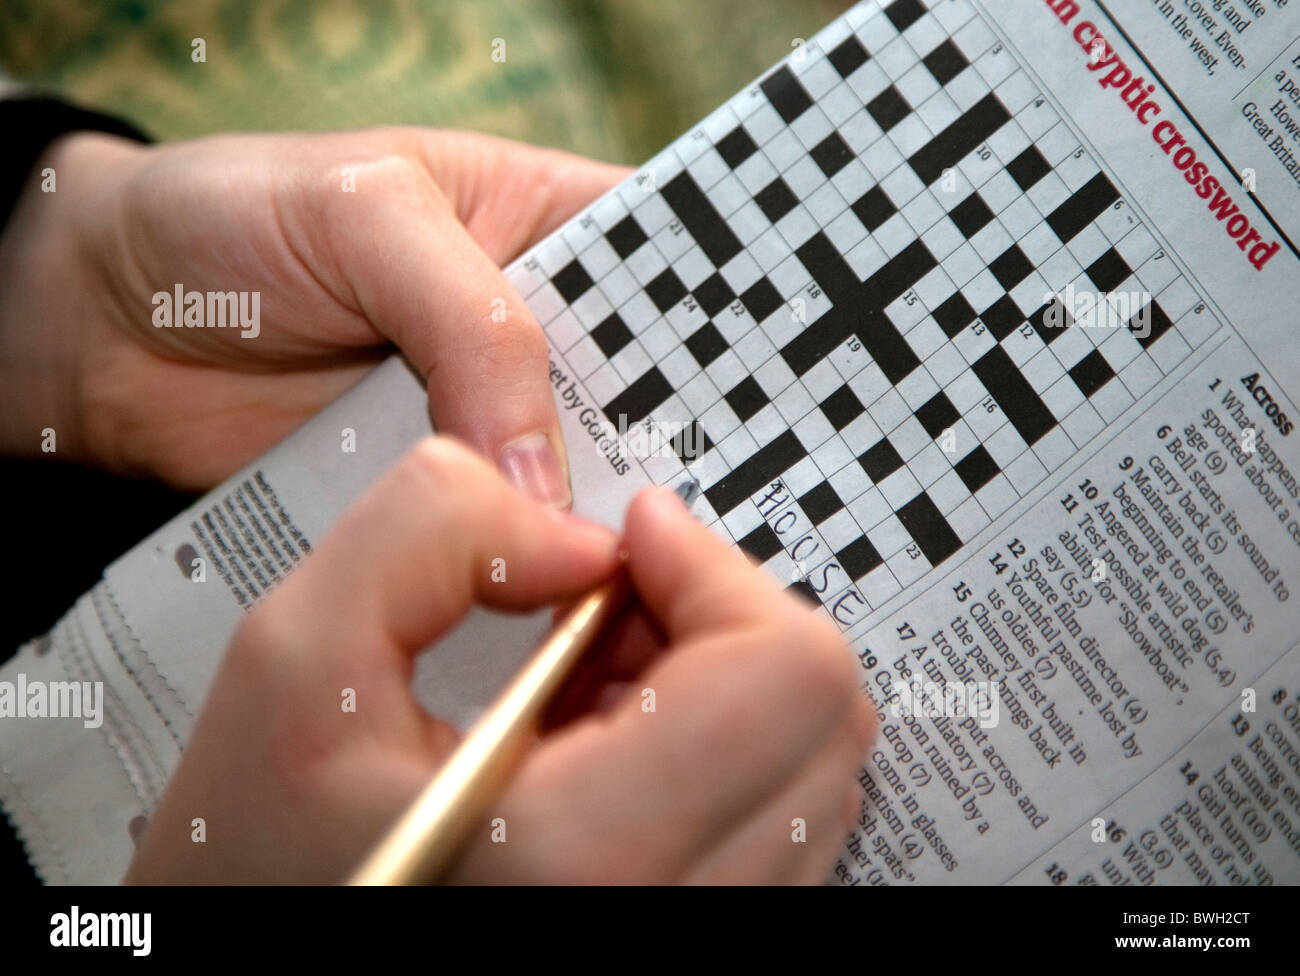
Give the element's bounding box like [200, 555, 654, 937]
[506, 0, 1219, 631]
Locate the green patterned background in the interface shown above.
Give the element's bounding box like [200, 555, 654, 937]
[0, 0, 850, 165]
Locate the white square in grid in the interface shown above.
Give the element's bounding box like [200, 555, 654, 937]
[896, 370, 941, 412]
[700, 396, 741, 442]
[859, 11, 901, 54]
[1011, 272, 1052, 317]
[952, 14, 996, 61]
[1026, 170, 1070, 216]
[754, 355, 798, 399]
[1023, 345, 1066, 393]
[944, 66, 988, 112]
[869, 513, 913, 557]
[886, 292, 927, 332]
[1041, 371, 1087, 419]
[661, 344, 705, 389]
[958, 145, 1005, 190]
[901, 189, 945, 235]
[969, 221, 1014, 262]
[791, 105, 836, 151]
[1031, 424, 1076, 473]
[596, 263, 641, 309]
[830, 461, 872, 506]
[940, 240, 987, 287]
[988, 119, 1031, 166]
[775, 381, 819, 428]
[638, 317, 682, 361]
[887, 548, 929, 588]
[580, 361, 624, 404]
[760, 309, 804, 349]
[887, 416, 929, 461]
[678, 371, 722, 416]
[733, 326, 778, 372]
[847, 58, 894, 106]
[964, 398, 1004, 441]
[532, 234, 575, 276]
[728, 200, 772, 246]
[984, 422, 1027, 468]
[735, 151, 780, 195]
[830, 158, 875, 202]
[818, 510, 861, 548]
[1119, 352, 1164, 401]
[960, 269, 1004, 313]
[821, 82, 864, 126]
[928, 467, 970, 514]
[707, 172, 756, 219]
[529, 284, 568, 328]
[750, 226, 792, 273]
[721, 503, 763, 541]
[945, 368, 988, 412]
[1016, 98, 1057, 140]
[1003, 449, 1048, 495]
[1032, 240, 1076, 288]
[975, 473, 1018, 519]
[545, 308, 587, 353]
[805, 179, 850, 226]
[719, 251, 764, 293]
[653, 221, 695, 264]
[1178, 306, 1219, 349]
[803, 357, 846, 401]
[1004, 327, 1043, 369]
[923, 342, 967, 387]
[841, 412, 883, 459]
[740, 99, 785, 142]
[861, 565, 903, 607]
[914, 264, 957, 309]
[704, 349, 745, 390]
[873, 35, 919, 80]
[617, 292, 661, 335]
[1136, 251, 1180, 295]
[995, 70, 1039, 115]
[1090, 378, 1133, 423]
[686, 148, 729, 192]
[717, 425, 761, 469]
[577, 237, 622, 285]
[846, 235, 889, 280]
[887, 111, 936, 159]
[826, 208, 869, 257]
[783, 456, 828, 498]
[1054, 151, 1098, 193]
[874, 213, 919, 258]
[1033, 121, 1080, 166]
[947, 495, 990, 543]
[974, 45, 1015, 88]
[1066, 224, 1110, 268]
[796, 56, 842, 99]
[978, 167, 1022, 213]
[903, 10, 947, 54]
[1099, 327, 1141, 372]
[916, 88, 961, 135]
[1060, 399, 1104, 448]
[672, 246, 716, 291]
[998, 196, 1039, 240]
[862, 136, 907, 180]
[1115, 223, 1158, 267]
[812, 433, 856, 479]
[868, 387, 913, 433]
[847, 488, 893, 535]
[793, 409, 836, 452]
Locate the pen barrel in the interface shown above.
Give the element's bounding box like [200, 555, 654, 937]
[347, 574, 629, 885]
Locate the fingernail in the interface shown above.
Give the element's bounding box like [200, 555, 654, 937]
[499, 432, 571, 509]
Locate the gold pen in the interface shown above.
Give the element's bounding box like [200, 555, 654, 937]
[347, 479, 699, 885]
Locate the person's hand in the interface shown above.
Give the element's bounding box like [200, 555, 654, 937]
[0, 128, 627, 503]
[123, 437, 877, 884]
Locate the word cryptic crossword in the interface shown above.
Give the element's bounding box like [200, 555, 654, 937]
[506, 0, 1220, 633]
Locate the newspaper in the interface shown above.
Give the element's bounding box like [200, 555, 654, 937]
[5, 0, 1300, 884]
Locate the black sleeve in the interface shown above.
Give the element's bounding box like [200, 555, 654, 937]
[0, 95, 152, 229]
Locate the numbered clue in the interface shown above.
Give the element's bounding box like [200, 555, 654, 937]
[837, 337, 1300, 885]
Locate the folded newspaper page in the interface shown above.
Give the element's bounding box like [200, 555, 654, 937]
[6, 0, 1300, 884]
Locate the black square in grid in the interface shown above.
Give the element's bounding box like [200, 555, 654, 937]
[685, 322, 728, 367]
[867, 85, 912, 131]
[1134, 300, 1174, 349]
[837, 535, 884, 580]
[1087, 247, 1131, 292]
[955, 445, 1000, 492]
[1006, 146, 1051, 192]
[590, 313, 633, 356]
[671, 422, 713, 462]
[760, 65, 813, 123]
[852, 185, 897, 232]
[897, 491, 962, 566]
[799, 481, 844, 524]
[820, 384, 865, 431]
[981, 295, 1024, 342]
[646, 267, 688, 313]
[949, 192, 996, 237]
[828, 35, 870, 77]
[1029, 296, 1071, 344]
[923, 39, 968, 85]
[605, 215, 648, 259]
[1069, 347, 1115, 397]
[786, 579, 820, 606]
[756, 177, 799, 222]
[859, 438, 905, 482]
[716, 125, 759, 168]
[725, 375, 769, 422]
[885, 0, 926, 32]
[811, 132, 854, 178]
[739, 522, 783, 563]
[990, 244, 1034, 290]
[916, 391, 960, 438]
[552, 259, 594, 303]
[741, 276, 784, 323]
[694, 272, 736, 317]
[933, 292, 977, 339]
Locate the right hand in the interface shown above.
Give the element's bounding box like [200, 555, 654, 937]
[125, 437, 877, 884]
